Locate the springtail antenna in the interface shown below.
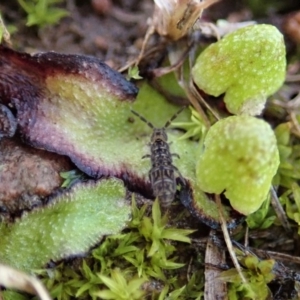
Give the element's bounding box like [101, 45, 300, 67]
[164, 106, 186, 128]
[130, 109, 155, 129]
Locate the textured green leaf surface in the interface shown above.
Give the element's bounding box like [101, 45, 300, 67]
[192, 24, 286, 115]
[0, 45, 139, 182]
[0, 46, 241, 229]
[196, 116, 279, 215]
[0, 178, 130, 272]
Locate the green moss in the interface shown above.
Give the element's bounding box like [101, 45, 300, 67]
[17, 0, 68, 27]
[126, 66, 143, 80]
[283, 183, 300, 235]
[246, 194, 276, 229]
[171, 106, 207, 141]
[221, 255, 275, 300]
[96, 269, 147, 299]
[1, 291, 29, 300]
[60, 170, 85, 188]
[273, 123, 300, 188]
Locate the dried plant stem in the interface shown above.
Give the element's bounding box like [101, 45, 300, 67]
[215, 194, 247, 284]
[270, 186, 291, 231]
[136, 23, 156, 66]
[0, 264, 52, 300]
[152, 44, 193, 77]
[175, 61, 211, 128]
[184, 84, 211, 128]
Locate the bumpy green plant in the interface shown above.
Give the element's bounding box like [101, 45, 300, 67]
[192, 24, 286, 116]
[196, 116, 279, 215]
[0, 179, 130, 272]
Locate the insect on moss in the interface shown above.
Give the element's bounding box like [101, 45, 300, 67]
[131, 107, 186, 208]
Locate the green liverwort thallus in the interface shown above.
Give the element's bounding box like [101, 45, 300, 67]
[192, 24, 286, 116]
[196, 116, 279, 215]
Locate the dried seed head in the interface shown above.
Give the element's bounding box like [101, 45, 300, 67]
[153, 0, 219, 41]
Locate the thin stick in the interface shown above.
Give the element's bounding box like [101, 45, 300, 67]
[189, 81, 221, 121]
[270, 186, 291, 231]
[176, 63, 211, 128]
[135, 23, 156, 66]
[0, 264, 52, 300]
[151, 44, 193, 78]
[187, 48, 221, 122]
[244, 226, 249, 248]
[215, 194, 247, 284]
